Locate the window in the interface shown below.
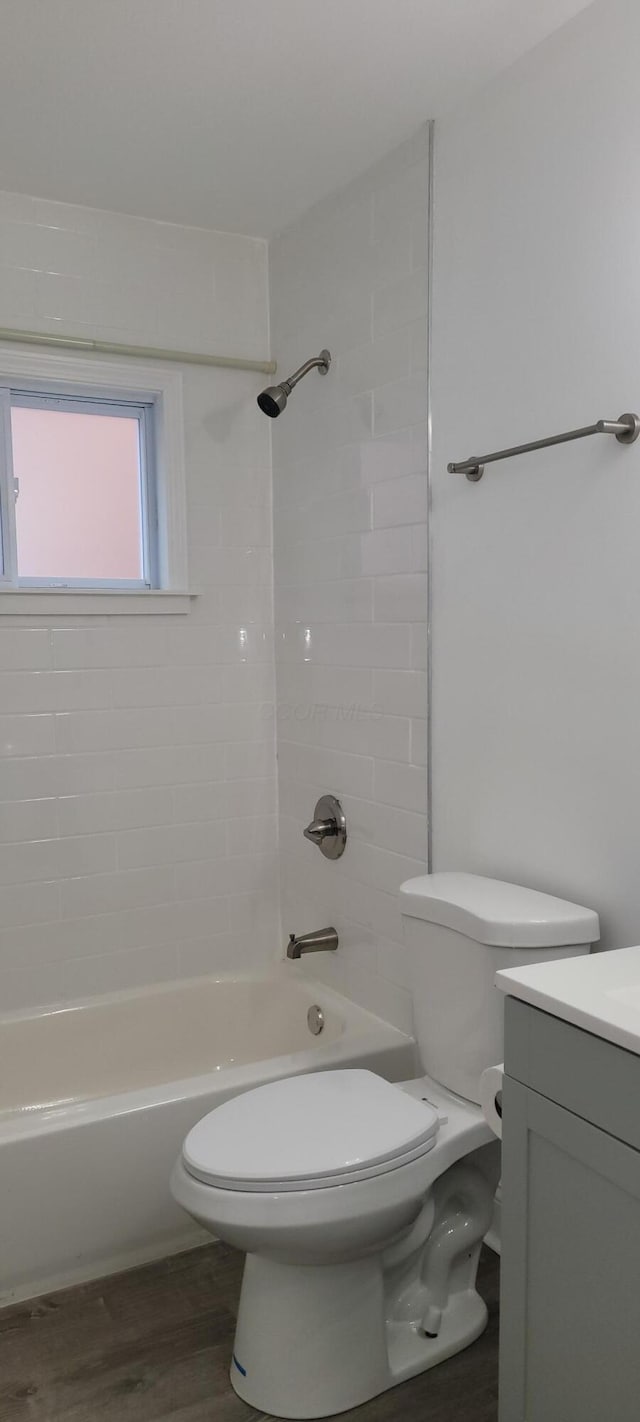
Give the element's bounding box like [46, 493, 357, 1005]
[5, 392, 156, 588]
[0, 351, 189, 613]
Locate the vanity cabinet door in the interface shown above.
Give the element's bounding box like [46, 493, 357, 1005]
[499, 1075, 640, 1422]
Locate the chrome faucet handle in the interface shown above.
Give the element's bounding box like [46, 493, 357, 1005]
[302, 794, 347, 860]
[303, 818, 335, 845]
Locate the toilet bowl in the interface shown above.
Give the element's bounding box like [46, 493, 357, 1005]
[171, 873, 600, 1419]
[171, 1068, 499, 1417]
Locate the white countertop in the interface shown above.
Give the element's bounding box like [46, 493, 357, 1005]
[496, 945, 640, 1056]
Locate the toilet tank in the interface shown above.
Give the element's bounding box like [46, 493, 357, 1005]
[399, 873, 600, 1104]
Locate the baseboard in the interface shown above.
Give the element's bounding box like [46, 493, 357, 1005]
[0, 1223, 209, 1309]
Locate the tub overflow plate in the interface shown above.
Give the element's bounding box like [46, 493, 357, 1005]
[307, 1004, 324, 1036]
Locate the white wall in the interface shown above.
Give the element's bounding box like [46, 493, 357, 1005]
[431, 0, 640, 948]
[0, 191, 278, 1010]
[270, 130, 430, 1032]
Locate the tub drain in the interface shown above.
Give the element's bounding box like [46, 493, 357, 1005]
[307, 1004, 324, 1036]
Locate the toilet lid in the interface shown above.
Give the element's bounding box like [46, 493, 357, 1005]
[182, 1070, 439, 1192]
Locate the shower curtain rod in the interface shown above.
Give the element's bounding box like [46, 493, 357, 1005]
[0, 326, 277, 375]
[448, 410, 640, 481]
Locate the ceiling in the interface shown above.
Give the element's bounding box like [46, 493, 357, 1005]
[0, 0, 594, 237]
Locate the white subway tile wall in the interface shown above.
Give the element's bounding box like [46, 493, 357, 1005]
[0, 190, 278, 1010]
[0, 129, 430, 1025]
[270, 127, 430, 1034]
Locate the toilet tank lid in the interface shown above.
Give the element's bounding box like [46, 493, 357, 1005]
[399, 873, 600, 948]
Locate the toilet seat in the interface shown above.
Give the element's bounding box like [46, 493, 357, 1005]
[182, 1069, 439, 1192]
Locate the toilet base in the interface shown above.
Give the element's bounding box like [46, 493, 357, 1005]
[230, 1234, 489, 1419]
[386, 1288, 488, 1385]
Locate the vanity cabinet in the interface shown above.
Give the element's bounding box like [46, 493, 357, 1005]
[499, 996, 640, 1422]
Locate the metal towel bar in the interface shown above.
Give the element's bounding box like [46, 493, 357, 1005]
[448, 412, 640, 482]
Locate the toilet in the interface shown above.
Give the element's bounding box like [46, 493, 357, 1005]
[171, 873, 599, 1419]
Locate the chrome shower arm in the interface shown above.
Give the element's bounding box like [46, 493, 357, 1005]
[286, 350, 331, 390]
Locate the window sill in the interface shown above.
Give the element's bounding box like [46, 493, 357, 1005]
[0, 589, 195, 616]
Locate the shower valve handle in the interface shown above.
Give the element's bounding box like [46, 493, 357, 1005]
[303, 817, 335, 845]
[302, 794, 347, 860]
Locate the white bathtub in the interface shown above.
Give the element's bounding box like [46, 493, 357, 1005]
[0, 969, 415, 1305]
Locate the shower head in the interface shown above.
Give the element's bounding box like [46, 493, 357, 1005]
[257, 349, 331, 418]
[257, 384, 289, 418]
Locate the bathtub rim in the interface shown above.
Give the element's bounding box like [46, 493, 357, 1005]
[0, 969, 416, 1142]
[0, 961, 342, 1027]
